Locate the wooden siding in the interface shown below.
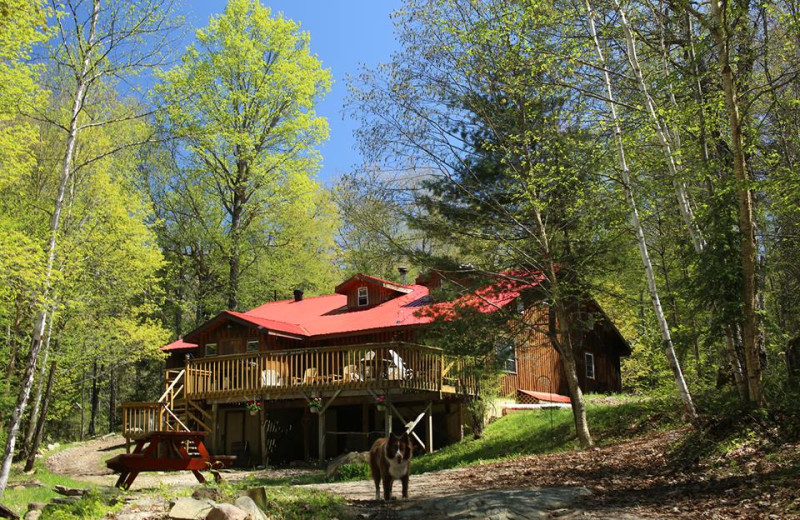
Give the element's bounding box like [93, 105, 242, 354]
[500, 306, 562, 396]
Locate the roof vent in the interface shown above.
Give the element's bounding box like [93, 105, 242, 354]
[398, 266, 409, 284]
[293, 289, 304, 302]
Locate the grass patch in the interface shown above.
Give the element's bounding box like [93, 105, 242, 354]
[3, 462, 101, 517]
[218, 481, 346, 520]
[324, 395, 683, 479]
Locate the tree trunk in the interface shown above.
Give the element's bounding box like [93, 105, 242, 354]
[532, 205, 593, 448]
[706, 0, 765, 406]
[613, 0, 706, 254]
[227, 161, 246, 311]
[20, 321, 54, 461]
[108, 365, 116, 433]
[24, 361, 57, 472]
[586, 0, 697, 421]
[89, 361, 100, 436]
[724, 325, 748, 399]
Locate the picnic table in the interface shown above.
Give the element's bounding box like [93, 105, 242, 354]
[106, 431, 234, 490]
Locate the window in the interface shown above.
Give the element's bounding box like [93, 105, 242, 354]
[357, 286, 369, 307]
[247, 340, 259, 353]
[205, 343, 217, 356]
[496, 338, 517, 373]
[585, 352, 595, 379]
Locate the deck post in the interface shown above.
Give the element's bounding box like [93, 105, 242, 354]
[384, 406, 392, 436]
[426, 403, 434, 453]
[211, 403, 219, 452]
[361, 403, 369, 450]
[259, 399, 267, 467]
[318, 409, 326, 466]
[457, 401, 464, 441]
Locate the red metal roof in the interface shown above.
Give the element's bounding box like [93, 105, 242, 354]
[162, 338, 199, 351]
[168, 272, 544, 349]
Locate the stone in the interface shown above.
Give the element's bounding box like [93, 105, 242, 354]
[50, 498, 80, 505]
[26, 504, 46, 512]
[114, 513, 155, 520]
[45, 443, 59, 451]
[234, 496, 269, 520]
[13, 485, 25, 491]
[242, 488, 268, 512]
[168, 498, 215, 520]
[192, 488, 222, 502]
[22, 511, 40, 520]
[326, 451, 369, 480]
[205, 504, 248, 520]
[54, 485, 90, 496]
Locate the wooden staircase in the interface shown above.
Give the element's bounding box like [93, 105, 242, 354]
[122, 369, 213, 441]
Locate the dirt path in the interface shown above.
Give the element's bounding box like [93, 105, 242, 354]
[44, 434, 263, 489]
[47, 429, 800, 519]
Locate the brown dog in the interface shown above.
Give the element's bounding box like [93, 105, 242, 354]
[369, 432, 412, 500]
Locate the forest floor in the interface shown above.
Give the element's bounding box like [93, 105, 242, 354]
[44, 422, 800, 519]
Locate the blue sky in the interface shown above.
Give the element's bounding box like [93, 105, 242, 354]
[187, 1, 402, 185]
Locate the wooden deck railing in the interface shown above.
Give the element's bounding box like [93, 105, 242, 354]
[121, 402, 188, 439]
[183, 342, 477, 399]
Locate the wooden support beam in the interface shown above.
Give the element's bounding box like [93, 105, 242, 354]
[318, 409, 326, 466]
[426, 403, 434, 453]
[385, 401, 426, 451]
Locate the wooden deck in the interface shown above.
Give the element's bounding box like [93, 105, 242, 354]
[183, 342, 474, 399]
[122, 342, 476, 440]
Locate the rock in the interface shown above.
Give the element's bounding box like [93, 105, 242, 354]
[115, 513, 155, 520]
[50, 498, 79, 505]
[192, 488, 222, 502]
[205, 504, 248, 520]
[22, 511, 40, 520]
[168, 498, 215, 520]
[326, 451, 369, 479]
[45, 443, 59, 451]
[54, 485, 90, 497]
[233, 496, 268, 520]
[0, 502, 19, 520]
[242, 488, 268, 512]
[26, 504, 46, 512]
[13, 486, 25, 491]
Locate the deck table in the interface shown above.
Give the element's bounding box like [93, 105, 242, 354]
[106, 431, 234, 490]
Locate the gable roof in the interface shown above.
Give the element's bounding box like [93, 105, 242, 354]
[334, 273, 413, 296]
[177, 271, 546, 346]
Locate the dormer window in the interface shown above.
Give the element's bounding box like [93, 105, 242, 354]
[357, 286, 369, 307]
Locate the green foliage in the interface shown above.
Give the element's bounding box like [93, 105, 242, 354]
[153, 0, 338, 314]
[331, 462, 370, 481]
[40, 492, 120, 520]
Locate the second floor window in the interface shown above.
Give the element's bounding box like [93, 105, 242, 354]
[247, 340, 259, 353]
[496, 338, 517, 373]
[357, 286, 369, 307]
[585, 352, 595, 379]
[205, 343, 217, 356]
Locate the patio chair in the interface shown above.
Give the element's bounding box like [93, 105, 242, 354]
[261, 369, 282, 387]
[342, 364, 363, 382]
[292, 367, 319, 385]
[387, 349, 413, 380]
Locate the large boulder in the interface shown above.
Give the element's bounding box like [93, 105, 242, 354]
[233, 496, 268, 520]
[205, 504, 248, 520]
[325, 451, 369, 480]
[168, 498, 215, 520]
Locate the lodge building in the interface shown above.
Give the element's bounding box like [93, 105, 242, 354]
[122, 271, 629, 465]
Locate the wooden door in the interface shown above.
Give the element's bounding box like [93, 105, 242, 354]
[224, 410, 245, 455]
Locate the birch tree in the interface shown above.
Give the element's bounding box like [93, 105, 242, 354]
[0, 0, 180, 495]
[584, 0, 697, 419]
